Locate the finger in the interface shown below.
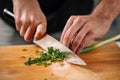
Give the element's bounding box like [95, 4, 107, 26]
[60, 16, 76, 42]
[24, 23, 36, 41]
[15, 16, 22, 31]
[34, 23, 46, 40]
[62, 17, 87, 48]
[70, 26, 88, 53]
[14, 10, 22, 31]
[76, 32, 94, 54]
[20, 20, 30, 36]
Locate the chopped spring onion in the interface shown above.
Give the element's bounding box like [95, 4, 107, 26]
[22, 49, 27, 51]
[21, 56, 26, 59]
[81, 34, 120, 53]
[24, 47, 68, 67]
[45, 78, 47, 80]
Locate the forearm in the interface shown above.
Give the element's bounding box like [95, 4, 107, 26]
[92, 0, 120, 23]
[12, 0, 40, 8]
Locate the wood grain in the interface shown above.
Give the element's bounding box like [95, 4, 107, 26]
[0, 42, 120, 80]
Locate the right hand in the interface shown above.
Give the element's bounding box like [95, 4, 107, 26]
[12, 0, 47, 41]
[61, 14, 111, 54]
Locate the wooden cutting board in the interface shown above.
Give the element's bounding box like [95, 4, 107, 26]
[0, 42, 120, 80]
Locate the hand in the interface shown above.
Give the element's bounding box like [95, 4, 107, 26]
[12, 0, 47, 41]
[61, 14, 111, 54]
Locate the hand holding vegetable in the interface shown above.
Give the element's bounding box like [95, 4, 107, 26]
[61, 14, 111, 54]
[12, 0, 47, 41]
[61, 0, 120, 54]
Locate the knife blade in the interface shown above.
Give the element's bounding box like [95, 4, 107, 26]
[116, 41, 120, 48]
[3, 8, 86, 65]
[34, 34, 87, 65]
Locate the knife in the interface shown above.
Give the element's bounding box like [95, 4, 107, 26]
[116, 41, 120, 48]
[34, 34, 86, 65]
[3, 8, 87, 65]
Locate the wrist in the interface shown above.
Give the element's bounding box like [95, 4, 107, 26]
[92, 0, 120, 23]
[91, 10, 112, 24]
[12, 0, 39, 5]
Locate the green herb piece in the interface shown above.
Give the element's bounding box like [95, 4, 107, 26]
[43, 61, 48, 67]
[24, 47, 68, 67]
[36, 50, 42, 54]
[21, 56, 26, 59]
[81, 34, 120, 53]
[36, 50, 39, 54]
[22, 49, 27, 51]
[45, 78, 47, 80]
[24, 57, 32, 66]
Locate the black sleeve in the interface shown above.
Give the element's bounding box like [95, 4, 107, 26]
[0, 0, 15, 28]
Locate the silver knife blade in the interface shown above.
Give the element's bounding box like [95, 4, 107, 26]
[34, 34, 87, 65]
[116, 41, 120, 48]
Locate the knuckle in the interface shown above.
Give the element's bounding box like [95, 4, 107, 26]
[79, 16, 87, 22]
[15, 18, 21, 25]
[71, 15, 76, 18]
[70, 16, 73, 19]
[15, 15, 23, 23]
[30, 19, 37, 26]
[76, 17, 81, 22]
[69, 15, 76, 20]
[22, 19, 29, 26]
[30, 15, 39, 24]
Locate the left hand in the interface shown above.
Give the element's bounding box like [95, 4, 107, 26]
[60, 14, 111, 54]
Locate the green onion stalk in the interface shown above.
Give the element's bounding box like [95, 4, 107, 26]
[81, 34, 120, 53]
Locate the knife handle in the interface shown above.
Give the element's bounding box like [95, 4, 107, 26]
[3, 8, 15, 18]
